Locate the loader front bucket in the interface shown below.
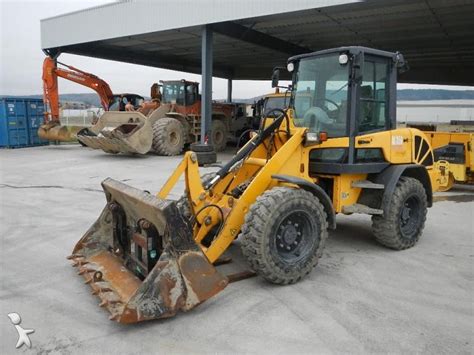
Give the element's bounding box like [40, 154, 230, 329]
[38, 121, 76, 141]
[69, 178, 228, 323]
[76, 111, 153, 154]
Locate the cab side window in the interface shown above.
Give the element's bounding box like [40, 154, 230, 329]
[185, 84, 197, 106]
[358, 59, 389, 133]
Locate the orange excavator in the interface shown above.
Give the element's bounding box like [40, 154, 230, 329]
[39, 56, 144, 141]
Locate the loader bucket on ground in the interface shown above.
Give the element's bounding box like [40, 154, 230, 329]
[68, 178, 228, 323]
[38, 121, 76, 141]
[76, 105, 171, 154]
[76, 111, 153, 154]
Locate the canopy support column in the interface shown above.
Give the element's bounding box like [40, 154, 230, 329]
[227, 79, 232, 103]
[201, 25, 213, 143]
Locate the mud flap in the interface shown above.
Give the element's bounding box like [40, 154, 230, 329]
[69, 178, 228, 323]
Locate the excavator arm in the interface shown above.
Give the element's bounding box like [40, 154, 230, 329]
[42, 56, 114, 122]
[39, 57, 114, 141]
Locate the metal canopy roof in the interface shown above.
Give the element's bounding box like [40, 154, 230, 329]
[41, 0, 474, 85]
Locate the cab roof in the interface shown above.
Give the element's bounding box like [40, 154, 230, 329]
[288, 46, 404, 64]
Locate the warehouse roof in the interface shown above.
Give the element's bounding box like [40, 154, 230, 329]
[41, 0, 474, 85]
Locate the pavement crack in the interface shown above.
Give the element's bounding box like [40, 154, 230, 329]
[0, 183, 102, 193]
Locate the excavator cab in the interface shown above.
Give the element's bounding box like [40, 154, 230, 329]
[109, 94, 145, 111]
[70, 47, 448, 323]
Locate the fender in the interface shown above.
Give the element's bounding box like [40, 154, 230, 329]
[271, 174, 336, 230]
[370, 164, 433, 212]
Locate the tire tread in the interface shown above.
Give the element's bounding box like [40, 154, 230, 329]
[240, 187, 328, 285]
[372, 177, 427, 250]
[152, 117, 185, 156]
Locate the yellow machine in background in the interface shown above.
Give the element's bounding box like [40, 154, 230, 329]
[401, 121, 473, 190]
[256, 90, 290, 117]
[427, 131, 474, 190]
[68, 47, 454, 323]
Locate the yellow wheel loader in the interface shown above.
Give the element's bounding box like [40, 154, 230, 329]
[69, 47, 452, 323]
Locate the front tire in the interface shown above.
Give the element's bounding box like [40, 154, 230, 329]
[240, 187, 328, 285]
[152, 117, 185, 156]
[372, 177, 427, 250]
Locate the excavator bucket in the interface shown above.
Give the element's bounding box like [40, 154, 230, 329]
[77, 105, 171, 154]
[68, 178, 228, 323]
[38, 121, 76, 142]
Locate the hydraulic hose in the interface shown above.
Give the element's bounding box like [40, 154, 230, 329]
[206, 110, 289, 188]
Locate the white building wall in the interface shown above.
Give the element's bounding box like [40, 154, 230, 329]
[397, 100, 474, 123]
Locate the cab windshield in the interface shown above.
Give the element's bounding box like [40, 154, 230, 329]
[292, 54, 349, 137]
[162, 82, 185, 104]
[263, 95, 288, 117]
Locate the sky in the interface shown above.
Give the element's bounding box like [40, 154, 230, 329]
[1, 0, 473, 100]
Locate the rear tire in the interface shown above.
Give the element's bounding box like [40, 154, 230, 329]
[196, 151, 217, 166]
[240, 187, 328, 285]
[152, 117, 185, 156]
[211, 120, 228, 152]
[190, 142, 214, 153]
[372, 177, 427, 250]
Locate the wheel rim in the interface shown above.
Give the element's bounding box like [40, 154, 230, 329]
[214, 130, 223, 145]
[274, 210, 316, 262]
[399, 195, 422, 238]
[169, 131, 179, 146]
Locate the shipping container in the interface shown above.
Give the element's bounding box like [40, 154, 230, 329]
[0, 97, 48, 148]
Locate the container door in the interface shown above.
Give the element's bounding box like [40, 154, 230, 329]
[0, 100, 8, 147]
[27, 100, 47, 145]
[6, 100, 28, 147]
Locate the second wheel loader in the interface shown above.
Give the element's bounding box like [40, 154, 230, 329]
[68, 46, 453, 323]
[78, 79, 250, 155]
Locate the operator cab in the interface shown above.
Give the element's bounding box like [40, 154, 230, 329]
[274, 46, 406, 173]
[161, 80, 199, 106]
[287, 47, 406, 138]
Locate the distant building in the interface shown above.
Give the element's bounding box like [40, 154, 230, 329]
[397, 100, 474, 123]
[60, 101, 91, 110]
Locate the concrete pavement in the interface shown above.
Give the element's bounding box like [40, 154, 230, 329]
[1, 145, 472, 354]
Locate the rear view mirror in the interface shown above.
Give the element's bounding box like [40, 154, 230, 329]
[271, 69, 280, 88]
